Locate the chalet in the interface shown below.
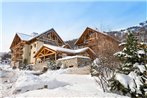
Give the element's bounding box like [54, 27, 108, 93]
[10, 28, 65, 67]
[10, 28, 96, 69]
[33, 44, 96, 70]
[75, 27, 121, 57]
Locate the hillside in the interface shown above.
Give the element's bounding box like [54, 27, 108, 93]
[106, 21, 147, 42]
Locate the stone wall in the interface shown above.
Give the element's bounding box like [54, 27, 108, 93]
[57, 57, 92, 68]
[33, 56, 92, 71]
[77, 58, 92, 67]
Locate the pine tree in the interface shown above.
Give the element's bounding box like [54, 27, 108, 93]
[109, 31, 147, 97]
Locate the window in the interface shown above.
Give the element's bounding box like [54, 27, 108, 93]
[33, 51, 36, 54]
[31, 46, 32, 49]
[89, 32, 94, 38]
[48, 34, 51, 39]
[34, 44, 36, 47]
[69, 65, 73, 68]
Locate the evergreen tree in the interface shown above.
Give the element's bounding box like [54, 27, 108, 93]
[109, 31, 147, 97]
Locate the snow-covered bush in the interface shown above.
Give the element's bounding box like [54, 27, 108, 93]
[91, 58, 114, 92]
[47, 60, 60, 70]
[109, 31, 147, 97]
[19, 64, 33, 70]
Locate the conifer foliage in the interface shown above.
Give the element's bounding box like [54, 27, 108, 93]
[109, 31, 147, 97]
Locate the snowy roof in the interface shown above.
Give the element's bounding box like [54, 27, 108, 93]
[17, 33, 32, 41]
[43, 44, 89, 54]
[16, 28, 64, 43]
[29, 28, 54, 41]
[57, 55, 90, 60]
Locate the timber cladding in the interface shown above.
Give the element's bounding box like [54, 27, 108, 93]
[75, 27, 121, 57]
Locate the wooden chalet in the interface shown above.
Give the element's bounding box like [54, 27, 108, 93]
[10, 28, 65, 67]
[34, 44, 96, 64]
[10, 27, 122, 69]
[75, 27, 121, 57]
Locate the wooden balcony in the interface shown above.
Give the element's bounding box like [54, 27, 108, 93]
[17, 56, 23, 60]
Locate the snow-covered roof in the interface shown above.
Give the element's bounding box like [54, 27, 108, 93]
[57, 55, 90, 60]
[43, 44, 89, 54]
[17, 33, 32, 41]
[16, 28, 64, 44]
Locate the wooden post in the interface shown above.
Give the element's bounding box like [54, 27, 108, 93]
[35, 58, 37, 64]
[55, 53, 57, 60]
[44, 56, 45, 62]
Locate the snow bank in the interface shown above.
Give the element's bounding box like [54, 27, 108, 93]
[13, 71, 129, 98]
[12, 71, 69, 94]
[12, 72, 42, 94]
[14, 88, 129, 98]
[0, 64, 11, 71]
[2, 67, 129, 97]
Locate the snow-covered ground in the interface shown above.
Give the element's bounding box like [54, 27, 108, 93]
[0, 64, 129, 98]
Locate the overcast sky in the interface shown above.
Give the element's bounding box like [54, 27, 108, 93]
[1, 0, 146, 52]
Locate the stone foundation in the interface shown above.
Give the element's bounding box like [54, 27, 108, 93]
[57, 56, 92, 68]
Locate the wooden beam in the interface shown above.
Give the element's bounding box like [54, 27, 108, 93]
[36, 52, 56, 58]
[39, 48, 46, 55]
[44, 56, 45, 61]
[44, 47, 55, 53]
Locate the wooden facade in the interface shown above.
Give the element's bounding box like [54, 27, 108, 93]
[29, 29, 65, 46]
[10, 34, 28, 64]
[10, 28, 65, 66]
[75, 27, 121, 57]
